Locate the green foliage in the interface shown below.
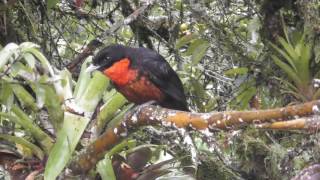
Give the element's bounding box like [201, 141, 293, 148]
[0, 42, 130, 179]
[2, 1, 320, 179]
[11, 84, 38, 111]
[176, 34, 216, 112]
[45, 112, 90, 180]
[175, 34, 199, 49]
[229, 79, 256, 110]
[97, 157, 116, 180]
[47, 0, 59, 10]
[0, 134, 44, 160]
[0, 41, 183, 179]
[270, 25, 318, 101]
[42, 85, 64, 130]
[11, 105, 53, 153]
[0, 43, 19, 70]
[224, 67, 248, 77]
[188, 39, 210, 65]
[0, 82, 14, 109]
[96, 91, 127, 135]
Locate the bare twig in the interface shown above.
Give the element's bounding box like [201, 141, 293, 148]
[54, 3, 120, 20]
[66, 0, 155, 73]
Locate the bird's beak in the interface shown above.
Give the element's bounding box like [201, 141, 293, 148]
[86, 64, 100, 73]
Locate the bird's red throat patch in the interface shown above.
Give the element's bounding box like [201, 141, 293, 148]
[104, 58, 137, 86]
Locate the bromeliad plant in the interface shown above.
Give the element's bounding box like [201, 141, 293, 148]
[270, 24, 319, 101]
[0, 42, 128, 179]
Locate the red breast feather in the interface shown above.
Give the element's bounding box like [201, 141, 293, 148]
[104, 58, 137, 86]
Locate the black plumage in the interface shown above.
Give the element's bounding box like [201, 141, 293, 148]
[92, 44, 188, 111]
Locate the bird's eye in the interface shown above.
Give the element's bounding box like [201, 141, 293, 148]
[106, 56, 111, 60]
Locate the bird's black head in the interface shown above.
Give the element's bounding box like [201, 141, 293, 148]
[92, 44, 127, 71]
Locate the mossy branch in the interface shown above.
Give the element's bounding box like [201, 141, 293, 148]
[69, 100, 320, 174]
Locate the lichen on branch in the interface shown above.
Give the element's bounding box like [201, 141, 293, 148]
[70, 100, 320, 174]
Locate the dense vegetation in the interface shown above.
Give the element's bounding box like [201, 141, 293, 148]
[0, 0, 320, 179]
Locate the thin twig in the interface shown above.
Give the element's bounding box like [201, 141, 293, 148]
[66, 0, 155, 73]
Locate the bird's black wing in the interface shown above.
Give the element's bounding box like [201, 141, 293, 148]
[131, 47, 188, 111]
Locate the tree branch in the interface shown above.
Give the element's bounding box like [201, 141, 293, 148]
[257, 116, 320, 131]
[69, 100, 320, 174]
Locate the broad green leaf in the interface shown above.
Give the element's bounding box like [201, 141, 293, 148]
[204, 98, 217, 112]
[298, 43, 311, 83]
[19, 42, 39, 50]
[96, 92, 127, 135]
[175, 33, 199, 49]
[47, 0, 59, 10]
[10, 84, 38, 111]
[44, 112, 90, 180]
[278, 37, 299, 62]
[56, 69, 73, 100]
[273, 76, 308, 101]
[175, 0, 184, 10]
[22, 44, 87, 102]
[229, 80, 256, 110]
[224, 67, 248, 77]
[42, 85, 64, 131]
[185, 39, 208, 56]
[45, 70, 109, 178]
[107, 103, 134, 128]
[0, 134, 44, 160]
[74, 57, 94, 100]
[108, 140, 136, 156]
[97, 157, 116, 180]
[236, 79, 255, 93]
[103, 89, 117, 102]
[294, 42, 302, 57]
[297, 31, 306, 45]
[21, 45, 67, 101]
[32, 82, 46, 108]
[272, 55, 303, 88]
[269, 42, 297, 72]
[274, 77, 299, 93]
[281, 90, 308, 101]
[0, 43, 19, 70]
[0, 82, 14, 109]
[76, 72, 109, 113]
[191, 41, 209, 65]
[10, 61, 35, 81]
[21, 44, 55, 76]
[23, 53, 36, 69]
[314, 43, 320, 63]
[11, 105, 53, 153]
[237, 86, 256, 109]
[97, 140, 136, 180]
